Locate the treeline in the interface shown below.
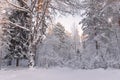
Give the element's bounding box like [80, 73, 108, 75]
[0, 0, 120, 69]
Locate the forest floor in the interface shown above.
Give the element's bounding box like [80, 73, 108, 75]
[0, 67, 120, 80]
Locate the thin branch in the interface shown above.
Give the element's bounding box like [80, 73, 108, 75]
[0, 20, 30, 31]
[9, 21, 30, 31]
[21, 0, 29, 6]
[6, 0, 31, 12]
[21, 0, 32, 12]
[30, 0, 38, 12]
[49, 5, 72, 14]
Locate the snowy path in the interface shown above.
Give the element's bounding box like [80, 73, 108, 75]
[0, 68, 120, 80]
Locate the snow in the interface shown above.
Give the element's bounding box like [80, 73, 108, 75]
[0, 68, 120, 80]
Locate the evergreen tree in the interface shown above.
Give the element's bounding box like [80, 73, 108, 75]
[4, 10, 30, 66]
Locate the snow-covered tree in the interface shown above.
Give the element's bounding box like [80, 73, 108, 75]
[1, 0, 81, 67]
[80, 0, 120, 69]
[71, 24, 81, 54]
[37, 23, 72, 67]
[4, 10, 29, 66]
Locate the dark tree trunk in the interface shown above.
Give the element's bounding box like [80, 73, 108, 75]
[16, 58, 19, 66]
[8, 59, 12, 66]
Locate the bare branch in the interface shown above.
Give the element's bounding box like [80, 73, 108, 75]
[21, 0, 29, 6]
[0, 20, 30, 31]
[6, 0, 31, 12]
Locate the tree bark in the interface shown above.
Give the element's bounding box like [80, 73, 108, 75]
[8, 59, 12, 66]
[28, 44, 36, 68]
[16, 58, 19, 66]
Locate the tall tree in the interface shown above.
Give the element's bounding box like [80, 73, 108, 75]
[4, 10, 30, 66]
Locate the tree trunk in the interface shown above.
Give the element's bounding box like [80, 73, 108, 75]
[0, 51, 2, 70]
[28, 45, 36, 68]
[8, 59, 12, 66]
[29, 53, 35, 68]
[16, 58, 19, 66]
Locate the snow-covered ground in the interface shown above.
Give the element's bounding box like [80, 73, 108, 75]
[0, 67, 120, 80]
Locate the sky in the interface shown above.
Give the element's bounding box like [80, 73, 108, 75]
[55, 15, 83, 35]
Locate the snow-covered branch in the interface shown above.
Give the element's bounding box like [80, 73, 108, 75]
[6, 0, 31, 12]
[0, 20, 30, 31]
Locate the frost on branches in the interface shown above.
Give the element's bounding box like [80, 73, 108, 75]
[1, 0, 81, 68]
[80, 0, 120, 69]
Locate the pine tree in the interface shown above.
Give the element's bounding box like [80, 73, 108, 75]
[4, 10, 30, 66]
